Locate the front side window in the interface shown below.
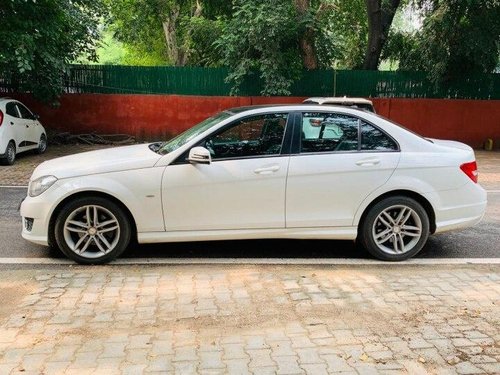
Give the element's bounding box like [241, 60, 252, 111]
[205, 113, 288, 160]
[301, 112, 359, 153]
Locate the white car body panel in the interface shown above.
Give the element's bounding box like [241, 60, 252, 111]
[162, 156, 289, 231]
[31, 144, 161, 180]
[20, 104, 487, 254]
[138, 226, 357, 244]
[286, 152, 400, 227]
[0, 99, 46, 157]
[22, 168, 165, 245]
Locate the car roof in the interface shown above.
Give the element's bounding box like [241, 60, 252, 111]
[304, 97, 373, 105]
[225, 104, 373, 115]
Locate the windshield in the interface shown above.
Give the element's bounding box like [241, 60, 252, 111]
[158, 111, 232, 155]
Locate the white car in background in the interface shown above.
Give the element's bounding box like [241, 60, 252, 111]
[303, 97, 376, 113]
[0, 98, 47, 165]
[20, 105, 486, 264]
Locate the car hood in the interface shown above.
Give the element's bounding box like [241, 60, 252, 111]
[31, 144, 162, 180]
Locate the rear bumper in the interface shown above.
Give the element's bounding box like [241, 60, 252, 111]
[425, 182, 487, 234]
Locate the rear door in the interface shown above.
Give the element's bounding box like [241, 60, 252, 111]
[286, 111, 401, 227]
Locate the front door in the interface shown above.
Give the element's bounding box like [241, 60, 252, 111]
[162, 112, 291, 231]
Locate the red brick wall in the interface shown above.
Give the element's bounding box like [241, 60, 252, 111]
[6, 94, 500, 148]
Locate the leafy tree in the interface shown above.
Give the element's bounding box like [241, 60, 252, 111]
[0, 0, 105, 102]
[322, 0, 368, 69]
[106, 0, 231, 66]
[216, 0, 302, 96]
[217, 0, 341, 96]
[387, 0, 500, 83]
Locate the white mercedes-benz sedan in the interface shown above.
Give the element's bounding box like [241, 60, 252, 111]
[20, 105, 487, 264]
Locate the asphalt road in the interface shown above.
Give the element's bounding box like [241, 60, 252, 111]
[1, 187, 499, 260]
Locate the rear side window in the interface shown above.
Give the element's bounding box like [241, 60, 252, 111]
[300, 112, 398, 153]
[361, 123, 398, 151]
[301, 112, 359, 153]
[5, 102, 19, 118]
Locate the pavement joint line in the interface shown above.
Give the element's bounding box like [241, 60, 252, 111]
[0, 257, 499, 265]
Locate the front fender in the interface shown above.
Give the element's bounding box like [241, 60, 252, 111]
[45, 167, 165, 233]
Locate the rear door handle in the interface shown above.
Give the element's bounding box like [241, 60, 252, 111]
[254, 165, 280, 175]
[356, 158, 381, 167]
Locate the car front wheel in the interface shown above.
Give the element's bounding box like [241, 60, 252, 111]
[1, 141, 16, 165]
[54, 196, 131, 264]
[360, 196, 430, 261]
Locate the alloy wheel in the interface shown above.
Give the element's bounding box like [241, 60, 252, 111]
[372, 204, 422, 255]
[63, 205, 121, 259]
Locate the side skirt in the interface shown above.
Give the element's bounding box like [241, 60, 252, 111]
[138, 227, 358, 244]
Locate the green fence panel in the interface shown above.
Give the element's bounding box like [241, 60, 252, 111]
[2, 65, 499, 99]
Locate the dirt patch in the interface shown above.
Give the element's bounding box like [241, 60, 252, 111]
[0, 275, 35, 321]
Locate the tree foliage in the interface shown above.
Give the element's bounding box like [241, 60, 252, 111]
[385, 0, 500, 82]
[0, 0, 104, 102]
[216, 0, 339, 96]
[106, 0, 231, 66]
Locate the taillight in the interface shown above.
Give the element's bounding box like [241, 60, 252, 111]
[0, 110, 3, 126]
[460, 161, 478, 183]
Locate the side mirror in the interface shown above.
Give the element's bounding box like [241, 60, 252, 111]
[33, 114, 40, 120]
[187, 146, 211, 165]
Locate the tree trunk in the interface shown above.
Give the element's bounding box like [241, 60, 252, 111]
[161, 1, 203, 66]
[295, 0, 318, 70]
[363, 0, 401, 70]
[162, 5, 181, 66]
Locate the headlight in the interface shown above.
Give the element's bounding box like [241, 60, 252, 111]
[29, 175, 58, 197]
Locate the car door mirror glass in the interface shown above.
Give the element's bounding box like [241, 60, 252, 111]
[187, 146, 212, 164]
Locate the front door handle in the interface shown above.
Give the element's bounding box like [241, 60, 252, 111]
[254, 165, 280, 175]
[356, 158, 381, 167]
[25, 124, 29, 128]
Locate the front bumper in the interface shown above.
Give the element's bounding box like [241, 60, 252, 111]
[20, 194, 53, 246]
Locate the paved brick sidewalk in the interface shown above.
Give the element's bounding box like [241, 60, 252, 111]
[0, 264, 498, 374]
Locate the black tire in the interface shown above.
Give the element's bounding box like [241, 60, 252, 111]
[54, 196, 131, 264]
[359, 196, 430, 261]
[34, 134, 47, 154]
[1, 141, 16, 165]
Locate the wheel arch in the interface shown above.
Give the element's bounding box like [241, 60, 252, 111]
[48, 190, 138, 248]
[357, 189, 436, 237]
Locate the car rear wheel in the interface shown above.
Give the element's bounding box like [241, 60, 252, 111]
[35, 134, 47, 154]
[54, 196, 131, 264]
[360, 196, 430, 261]
[1, 141, 16, 165]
